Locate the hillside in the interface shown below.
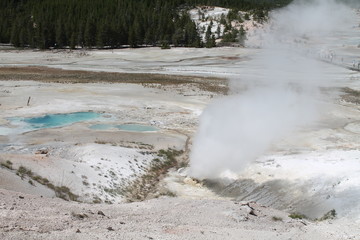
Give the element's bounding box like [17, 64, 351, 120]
[0, 0, 291, 49]
[1, 188, 359, 240]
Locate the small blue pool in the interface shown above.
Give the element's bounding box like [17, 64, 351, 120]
[90, 124, 158, 132]
[8, 112, 101, 131]
[89, 124, 113, 130]
[116, 124, 158, 132]
[0, 113, 159, 136]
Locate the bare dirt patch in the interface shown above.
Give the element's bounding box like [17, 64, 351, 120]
[0, 66, 228, 94]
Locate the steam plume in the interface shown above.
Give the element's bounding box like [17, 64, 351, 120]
[189, 0, 355, 179]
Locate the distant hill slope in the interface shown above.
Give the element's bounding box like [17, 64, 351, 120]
[0, 0, 292, 49]
[189, 6, 265, 47]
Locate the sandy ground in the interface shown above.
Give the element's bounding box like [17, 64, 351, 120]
[1, 189, 359, 240]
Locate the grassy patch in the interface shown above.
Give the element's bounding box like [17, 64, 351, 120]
[289, 213, 308, 220]
[94, 140, 109, 145]
[32, 175, 50, 185]
[94, 141, 155, 151]
[123, 148, 183, 202]
[272, 216, 283, 221]
[104, 187, 124, 196]
[178, 161, 189, 168]
[341, 87, 360, 104]
[0, 160, 13, 170]
[118, 141, 155, 150]
[0, 66, 228, 95]
[54, 186, 78, 201]
[12, 165, 79, 201]
[343, 87, 360, 97]
[158, 190, 177, 198]
[16, 166, 33, 179]
[316, 209, 336, 221]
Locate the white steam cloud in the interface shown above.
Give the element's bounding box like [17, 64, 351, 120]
[189, 0, 355, 179]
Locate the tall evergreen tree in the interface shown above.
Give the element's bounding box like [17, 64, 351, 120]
[84, 18, 96, 48]
[55, 19, 66, 48]
[238, 25, 247, 46]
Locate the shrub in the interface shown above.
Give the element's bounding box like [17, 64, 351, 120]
[0, 160, 13, 170]
[71, 212, 88, 219]
[289, 213, 307, 219]
[272, 216, 283, 221]
[54, 186, 78, 201]
[160, 41, 171, 49]
[17, 166, 33, 178]
[123, 148, 183, 202]
[13, 165, 78, 201]
[316, 209, 336, 221]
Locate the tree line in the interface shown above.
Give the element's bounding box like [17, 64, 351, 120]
[0, 0, 292, 49]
